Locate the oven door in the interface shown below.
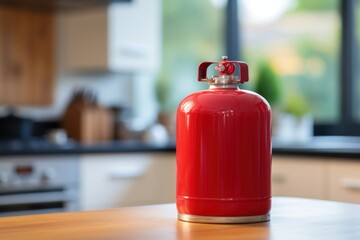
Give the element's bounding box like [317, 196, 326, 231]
[0, 185, 78, 217]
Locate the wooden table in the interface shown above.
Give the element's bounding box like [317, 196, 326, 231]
[1, 197, 360, 240]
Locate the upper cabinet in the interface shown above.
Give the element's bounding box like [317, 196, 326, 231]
[0, 0, 131, 11]
[61, 0, 161, 73]
[0, 7, 54, 105]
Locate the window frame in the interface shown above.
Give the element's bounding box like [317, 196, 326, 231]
[315, 0, 359, 135]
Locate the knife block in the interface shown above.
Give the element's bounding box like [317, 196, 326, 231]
[62, 102, 113, 144]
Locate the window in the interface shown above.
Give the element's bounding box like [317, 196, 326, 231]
[239, 0, 340, 123]
[160, 0, 224, 112]
[229, 0, 360, 135]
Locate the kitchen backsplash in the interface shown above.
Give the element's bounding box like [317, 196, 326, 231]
[0, 72, 131, 120]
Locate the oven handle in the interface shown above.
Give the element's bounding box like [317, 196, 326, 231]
[0, 191, 77, 206]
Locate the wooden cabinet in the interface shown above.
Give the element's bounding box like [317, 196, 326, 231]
[328, 160, 360, 203]
[80, 153, 176, 210]
[272, 155, 360, 204]
[272, 157, 326, 199]
[0, 7, 54, 105]
[0, 1, 131, 11]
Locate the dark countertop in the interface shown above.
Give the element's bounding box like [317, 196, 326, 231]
[0, 140, 176, 156]
[272, 136, 360, 158]
[0, 136, 360, 158]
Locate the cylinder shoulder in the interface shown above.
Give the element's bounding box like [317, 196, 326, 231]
[178, 89, 271, 113]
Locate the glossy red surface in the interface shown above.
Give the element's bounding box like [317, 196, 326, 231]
[176, 87, 271, 217]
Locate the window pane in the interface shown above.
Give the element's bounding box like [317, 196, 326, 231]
[240, 0, 340, 123]
[355, 0, 360, 122]
[160, 0, 224, 112]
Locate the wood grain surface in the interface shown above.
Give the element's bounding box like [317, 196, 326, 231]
[0, 197, 360, 240]
[0, 6, 54, 105]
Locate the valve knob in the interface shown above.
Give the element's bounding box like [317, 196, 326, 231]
[40, 168, 55, 183]
[215, 56, 235, 75]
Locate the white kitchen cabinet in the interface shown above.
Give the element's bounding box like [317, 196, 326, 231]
[61, 0, 161, 72]
[80, 153, 360, 211]
[80, 153, 175, 210]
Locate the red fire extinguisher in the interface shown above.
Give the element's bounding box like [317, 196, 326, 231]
[176, 56, 271, 224]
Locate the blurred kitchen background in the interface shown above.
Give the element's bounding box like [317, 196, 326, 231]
[0, 0, 360, 217]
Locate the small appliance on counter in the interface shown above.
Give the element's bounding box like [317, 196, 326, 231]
[0, 108, 72, 149]
[0, 111, 34, 141]
[176, 56, 272, 223]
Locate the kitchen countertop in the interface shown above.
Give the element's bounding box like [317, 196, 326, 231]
[0, 140, 177, 156]
[272, 136, 360, 158]
[0, 136, 360, 158]
[1, 197, 359, 240]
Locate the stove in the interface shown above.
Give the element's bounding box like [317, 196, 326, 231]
[0, 155, 79, 216]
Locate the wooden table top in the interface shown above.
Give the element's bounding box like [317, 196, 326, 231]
[0, 197, 360, 240]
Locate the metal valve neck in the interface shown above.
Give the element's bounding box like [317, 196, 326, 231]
[208, 75, 240, 89]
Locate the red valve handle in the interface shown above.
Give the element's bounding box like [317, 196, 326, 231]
[216, 59, 236, 75]
[198, 58, 249, 83]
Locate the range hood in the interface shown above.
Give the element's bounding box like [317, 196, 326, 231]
[0, 0, 131, 10]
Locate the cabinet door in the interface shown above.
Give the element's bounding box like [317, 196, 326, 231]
[80, 153, 176, 211]
[62, 7, 108, 71]
[328, 160, 360, 203]
[108, 0, 161, 72]
[0, 9, 5, 103]
[0, 7, 54, 105]
[272, 156, 326, 199]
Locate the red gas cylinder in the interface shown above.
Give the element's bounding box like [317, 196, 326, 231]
[176, 56, 272, 224]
